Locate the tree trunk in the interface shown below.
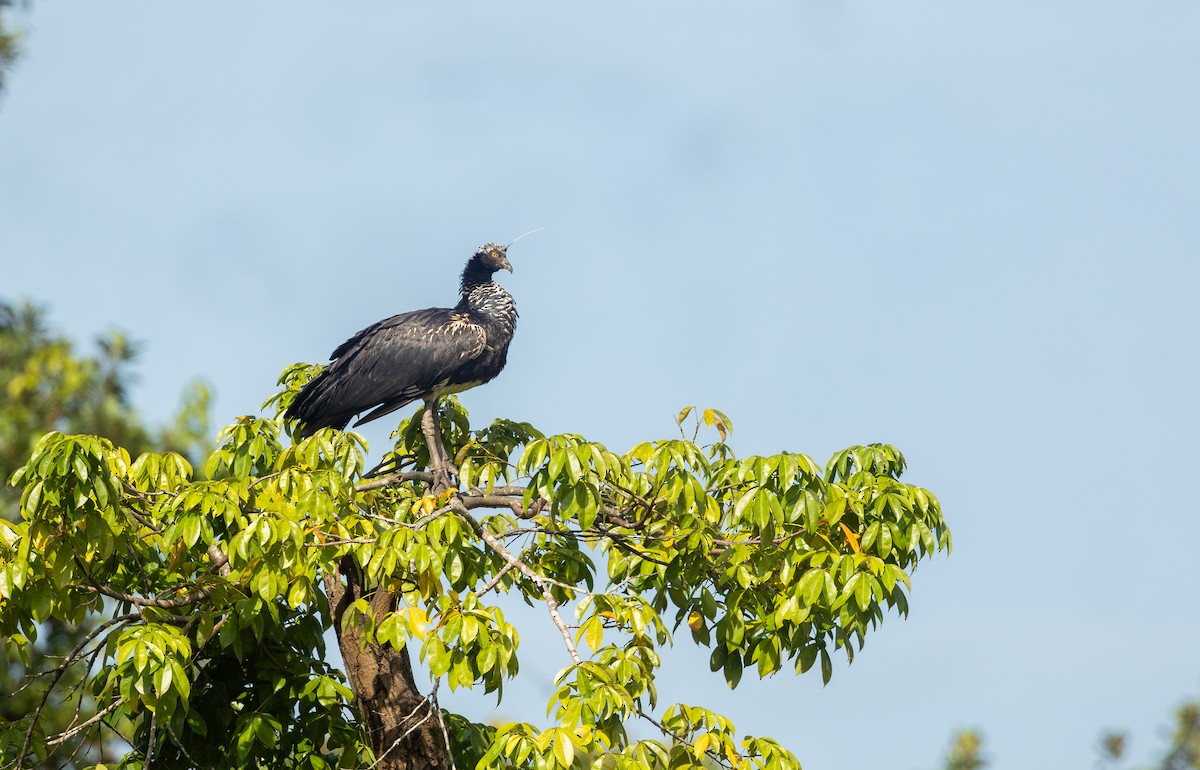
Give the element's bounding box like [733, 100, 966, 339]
[326, 399, 456, 769]
[325, 559, 453, 770]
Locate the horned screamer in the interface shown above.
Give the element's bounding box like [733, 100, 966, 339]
[286, 242, 517, 438]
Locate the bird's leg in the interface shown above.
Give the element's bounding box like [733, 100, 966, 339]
[421, 398, 456, 492]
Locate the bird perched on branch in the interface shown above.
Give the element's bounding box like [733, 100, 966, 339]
[286, 242, 517, 438]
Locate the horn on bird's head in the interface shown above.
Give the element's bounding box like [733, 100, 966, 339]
[506, 227, 544, 250]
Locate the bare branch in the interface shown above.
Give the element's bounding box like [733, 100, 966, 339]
[18, 614, 137, 766]
[429, 681, 460, 770]
[46, 699, 123, 746]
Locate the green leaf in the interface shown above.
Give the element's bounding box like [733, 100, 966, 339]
[724, 653, 743, 689]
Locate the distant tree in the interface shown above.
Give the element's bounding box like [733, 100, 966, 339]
[936, 700, 1200, 770]
[0, 300, 211, 517]
[0, 299, 210, 769]
[0, 0, 22, 95]
[939, 730, 986, 770]
[1, 348, 951, 770]
[1099, 702, 1200, 770]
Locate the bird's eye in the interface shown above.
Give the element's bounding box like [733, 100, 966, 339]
[490, 251, 499, 258]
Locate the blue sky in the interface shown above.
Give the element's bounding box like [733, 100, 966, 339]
[2, 2, 1198, 768]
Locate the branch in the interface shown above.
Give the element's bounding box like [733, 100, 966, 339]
[476, 559, 520, 596]
[414, 400, 582, 664]
[429, 681, 460, 770]
[369, 681, 438, 768]
[45, 699, 123, 746]
[637, 710, 730, 769]
[452, 501, 581, 665]
[355, 470, 435, 493]
[460, 495, 523, 514]
[207, 543, 231, 577]
[595, 529, 672, 567]
[144, 709, 159, 768]
[71, 583, 213, 610]
[18, 614, 138, 767]
[471, 485, 529, 497]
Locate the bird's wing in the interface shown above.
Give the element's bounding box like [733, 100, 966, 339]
[319, 307, 487, 421]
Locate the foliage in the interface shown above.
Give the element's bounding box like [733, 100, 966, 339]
[0, 301, 211, 519]
[1098, 702, 1200, 770]
[939, 730, 986, 770]
[1, 362, 951, 769]
[0, 299, 211, 770]
[936, 701, 1200, 770]
[0, 0, 21, 95]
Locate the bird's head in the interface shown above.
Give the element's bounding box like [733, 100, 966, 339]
[471, 243, 513, 274]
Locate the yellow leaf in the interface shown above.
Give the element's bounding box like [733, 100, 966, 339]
[840, 522, 861, 554]
[553, 730, 575, 767]
[584, 616, 604, 651]
[694, 732, 712, 759]
[405, 606, 428, 639]
[687, 611, 705, 633]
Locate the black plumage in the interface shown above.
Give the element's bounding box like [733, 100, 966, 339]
[286, 242, 517, 438]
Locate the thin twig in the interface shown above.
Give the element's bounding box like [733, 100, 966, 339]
[476, 559, 520, 596]
[637, 709, 729, 768]
[429, 680, 459, 770]
[419, 400, 580, 667]
[126, 507, 163, 535]
[306, 536, 379, 547]
[46, 700, 123, 746]
[144, 710, 158, 768]
[451, 502, 581, 665]
[17, 614, 138, 766]
[369, 695, 436, 768]
[355, 470, 436, 493]
[70, 583, 213, 609]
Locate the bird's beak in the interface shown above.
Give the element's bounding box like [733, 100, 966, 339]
[499, 256, 513, 273]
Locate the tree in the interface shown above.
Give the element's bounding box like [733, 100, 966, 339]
[0, 0, 21, 95]
[1, 301, 211, 519]
[1, 360, 951, 769]
[938, 730, 986, 770]
[933, 701, 1200, 770]
[0, 299, 211, 769]
[1098, 702, 1200, 770]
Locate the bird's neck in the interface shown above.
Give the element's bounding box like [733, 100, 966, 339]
[459, 262, 496, 294]
[459, 279, 516, 329]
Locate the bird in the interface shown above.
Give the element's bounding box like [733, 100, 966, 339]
[285, 242, 517, 439]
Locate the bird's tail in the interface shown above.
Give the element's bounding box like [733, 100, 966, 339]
[284, 370, 356, 438]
